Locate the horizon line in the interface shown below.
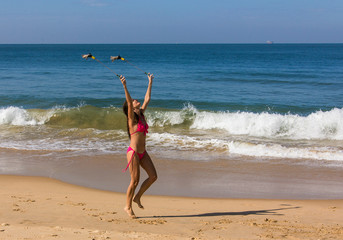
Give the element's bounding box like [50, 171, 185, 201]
[1, 42, 343, 45]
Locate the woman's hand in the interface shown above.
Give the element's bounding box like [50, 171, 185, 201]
[147, 73, 154, 83]
[120, 75, 126, 87]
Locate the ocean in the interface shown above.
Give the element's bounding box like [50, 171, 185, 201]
[1, 44, 343, 168]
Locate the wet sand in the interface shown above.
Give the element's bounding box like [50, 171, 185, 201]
[1, 175, 342, 240]
[1, 148, 343, 199]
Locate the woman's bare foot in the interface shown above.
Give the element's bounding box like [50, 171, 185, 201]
[124, 206, 137, 219]
[133, 196, 144, 209]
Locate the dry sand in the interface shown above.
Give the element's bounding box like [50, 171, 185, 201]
[0, 175, 342, 240]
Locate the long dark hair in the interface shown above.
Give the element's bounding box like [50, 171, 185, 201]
[123, 100, 140, 139]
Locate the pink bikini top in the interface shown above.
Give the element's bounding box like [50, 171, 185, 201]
[130, 116, 149, 136]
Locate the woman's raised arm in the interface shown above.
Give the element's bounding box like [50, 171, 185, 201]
[120, 75, 134, 122]
[141, 73, 154, 113]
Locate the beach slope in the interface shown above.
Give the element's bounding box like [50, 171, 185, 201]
[0, 175, 342, 240]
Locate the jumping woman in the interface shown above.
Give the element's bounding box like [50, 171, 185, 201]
[120, 73, 157, 219]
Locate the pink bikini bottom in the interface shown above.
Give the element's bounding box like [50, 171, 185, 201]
[122, 146, 146, 172]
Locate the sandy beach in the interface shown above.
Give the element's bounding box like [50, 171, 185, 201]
[1, 148, 343, 239]
[0, 175, 342, 240]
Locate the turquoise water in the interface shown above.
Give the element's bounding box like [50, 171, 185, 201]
[0, 44, 343, 164]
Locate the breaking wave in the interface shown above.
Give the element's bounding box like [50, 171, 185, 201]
[1, 104, 343, 162]
[190, 107, 343, 141]
[1, 104, 343, 140]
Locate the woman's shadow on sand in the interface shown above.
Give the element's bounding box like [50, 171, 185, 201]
[140, 206, 301, 219]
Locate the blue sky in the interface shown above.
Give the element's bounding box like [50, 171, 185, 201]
[1, 0, 342, 43]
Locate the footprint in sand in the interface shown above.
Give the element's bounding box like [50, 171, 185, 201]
[75, 202, 86, 206]
[137, 219, 167, 225]
[70, 202, 86, 206]
[88, 230, 111, 240]
[107, 211, 117, 215]
[12, 196, 36, 203]
[63, 201, 86, 207]
[215, 219, 233, 224]
[20, 220, 35, 225]
[53, 226, 62, 230]
[329, 206, 337, 210]
[82, 208, 118, 222]
[0, 223, 10, 232]
[264, 218, 278, 223]
[83, 208, 99, 212]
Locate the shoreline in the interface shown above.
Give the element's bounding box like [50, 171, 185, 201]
[1, 175, 342, 239]
[1, 147, 343, 199]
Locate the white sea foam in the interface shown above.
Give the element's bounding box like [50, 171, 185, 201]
[0, 128, 127, 152]
[0, 106, 76, 126]
[191, 107, 343, 140]
[148, 132, 343, 161]
[0, 107, 42, 125]
[148, 132, 228, 151]
[227, 141, 343, 161]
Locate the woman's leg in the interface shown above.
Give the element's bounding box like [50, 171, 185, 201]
[133, 152, 157, 209]
[124, 151, 140, 218]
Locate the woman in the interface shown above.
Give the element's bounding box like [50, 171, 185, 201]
[120, 73, 157, 219]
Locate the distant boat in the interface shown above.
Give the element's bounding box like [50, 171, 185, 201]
[266, 41, 274, 44]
